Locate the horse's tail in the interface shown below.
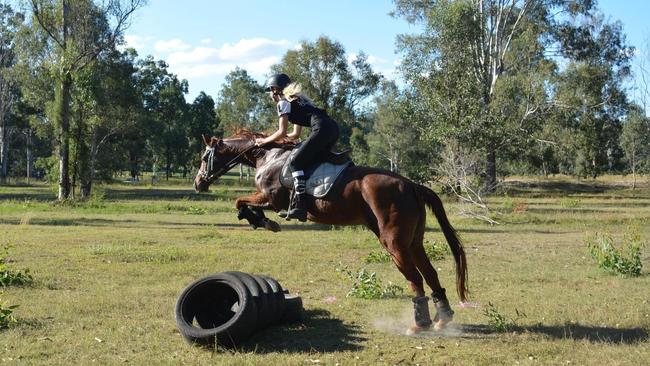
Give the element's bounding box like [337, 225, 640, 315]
[415, 183, 469, 302]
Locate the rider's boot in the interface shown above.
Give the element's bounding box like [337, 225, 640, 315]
[279, 171, 307, 222]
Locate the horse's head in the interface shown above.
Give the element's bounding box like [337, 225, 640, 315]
[194, 134, 226, 192]
[194, 132, 262, 192]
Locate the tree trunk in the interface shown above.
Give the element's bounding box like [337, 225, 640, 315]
[80, 128, 97, 199]
[26, 129, 32, 184]
[57, 72, 73, 200]
[129, 150, 138, 180]
[166, 149, 171, 180]
[485, 148, 497, 193]
[0, 124, 9, 183]
[631, 150, 636, 190]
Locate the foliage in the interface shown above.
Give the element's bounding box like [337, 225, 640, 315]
[0, 292, 19, 329]
[215, 68, 267, 134]
[483, 302, 527, 332]
[423, 239, 448, 261]
[560, 197, 582, 209]
[586, 230, 645, 277]
[363, 240, 447, 264]
[338, 266, 404, 299]
[620, 106, 650, 183]
[0, 244, 33, 287]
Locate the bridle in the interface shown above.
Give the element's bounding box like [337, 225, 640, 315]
[197, 143, 257, 185]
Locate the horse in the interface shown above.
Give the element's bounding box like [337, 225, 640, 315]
[194, 130, 468, 333]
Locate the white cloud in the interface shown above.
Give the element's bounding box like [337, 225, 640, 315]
[154, 39, 191, 53]
[347, 53, 388, 66]
[122, 34, 151, 50]
[163, 38, 293, 81]
[168, 47, 220, 65]
[200, 38, 212, 44]
[217, 38, 291, 61]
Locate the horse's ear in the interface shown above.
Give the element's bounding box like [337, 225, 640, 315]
[210, 136, 222, 147]
[202, 134, 210, 146]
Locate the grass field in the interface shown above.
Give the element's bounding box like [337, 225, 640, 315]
[1, 174, 649, 365]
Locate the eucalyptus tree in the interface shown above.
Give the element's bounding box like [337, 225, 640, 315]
[392, 0, 600, 190]
[0, 3, 24, 183]
[135, 57, 189, 180]
[28, 0, 144, 200]
[551, 14, 632, 178]
[215, 67, 266, 135]
[621, 106, 650, 189]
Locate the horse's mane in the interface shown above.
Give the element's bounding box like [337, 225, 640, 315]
[231, 128, 296, 148]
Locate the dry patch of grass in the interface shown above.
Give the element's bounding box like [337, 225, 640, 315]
[0, 178, 648, 365]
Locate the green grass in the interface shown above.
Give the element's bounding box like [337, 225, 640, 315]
[0, 175, 649, 365]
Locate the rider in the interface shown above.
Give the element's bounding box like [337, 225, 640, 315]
[255, 73, 340, 221]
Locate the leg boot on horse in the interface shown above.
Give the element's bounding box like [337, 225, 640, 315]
[431, 288, 455, 331]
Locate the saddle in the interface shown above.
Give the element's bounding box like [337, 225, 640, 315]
[280, 148, 353, 198]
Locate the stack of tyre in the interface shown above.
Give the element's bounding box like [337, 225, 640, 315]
[175, 271, 303, 347]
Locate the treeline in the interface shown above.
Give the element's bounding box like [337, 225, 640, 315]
[1, 1, 650, 201]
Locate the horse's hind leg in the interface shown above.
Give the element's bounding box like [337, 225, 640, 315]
[379, 226, 433, 334]
[409, 222, 455, 330]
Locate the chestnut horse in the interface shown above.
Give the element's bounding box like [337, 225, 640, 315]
[194, 130, 468, 332]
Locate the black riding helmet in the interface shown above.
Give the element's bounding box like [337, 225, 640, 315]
[264, 73, 291, 92]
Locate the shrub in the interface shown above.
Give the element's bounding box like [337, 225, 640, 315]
[363, 250, 392, 264]
[561, 197, 581, 209]
[483, 302, 526, 332]
[338, 266, 404, 299]
[0, 245, 33, 287]
[0, 293, 19, 329]
[363, 240, 448, 264]
[186, 206, 206, 215]
[586, 230, 644, 277]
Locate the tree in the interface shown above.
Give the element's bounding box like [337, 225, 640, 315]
[392, 0, 598, 190]
[366, 81, 437, 181]
[184, 91, 217, 175]
[621, 106, 650, 189]
[215, 67, 266, 135]
[552, 14, 632, 178]
[0, 3, 24, 183]
[28, 0, 144, 200]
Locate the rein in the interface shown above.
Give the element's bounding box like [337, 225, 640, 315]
[201, 144, 257, 184]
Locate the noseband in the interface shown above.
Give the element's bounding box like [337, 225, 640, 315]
[198, 144, 257, 185]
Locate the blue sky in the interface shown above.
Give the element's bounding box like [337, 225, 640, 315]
[121, 0, 649, 103]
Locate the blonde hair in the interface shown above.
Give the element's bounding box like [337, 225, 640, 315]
[282, 82, 315, 105]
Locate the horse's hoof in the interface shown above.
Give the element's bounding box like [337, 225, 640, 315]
[405, 324, 430, 336]
[263, 219, 281, 232]
[433, 318, 451, 331]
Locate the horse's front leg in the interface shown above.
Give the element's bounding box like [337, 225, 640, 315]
[235, 193, 281, 232]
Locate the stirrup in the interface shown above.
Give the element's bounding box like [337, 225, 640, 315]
[285, 208, 307, 222]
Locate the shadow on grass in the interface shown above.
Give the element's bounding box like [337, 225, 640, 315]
[461, 323, 648, 344]
[240, 309, 365, 353]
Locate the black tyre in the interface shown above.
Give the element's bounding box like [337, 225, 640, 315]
[251, 274, 280, 327]
[281, 293, 304, 324]
[261, 275, 286, 321]
[226, 271, 273, 328]
[175, 273, 258, 347]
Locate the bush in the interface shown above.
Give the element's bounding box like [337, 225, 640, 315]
[586, 230, 644, 277]
[483, 302, 526, 332]
[338, 266, 404, 299]
[363, 239, 447, 264]
[0, 245, 33, 287]
[0, 292, 18, 329]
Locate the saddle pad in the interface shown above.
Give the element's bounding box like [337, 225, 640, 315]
[280, 159, 352, 198]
